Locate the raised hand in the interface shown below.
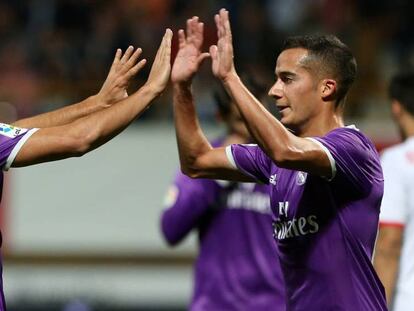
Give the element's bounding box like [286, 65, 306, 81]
[97, 46, 147, 107]
[145, 29, 173, 95]
[210, 9, 237, 81]
[171, 16, 210, 84]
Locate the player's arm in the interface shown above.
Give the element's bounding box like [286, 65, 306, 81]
[171, 17, 253, 182]
[161, 173, 212, 245]
[374, 225, 403, 307]
[11, 30, 172, 167]
[13, 46, 141, 129]
[211, 9, 332, 178]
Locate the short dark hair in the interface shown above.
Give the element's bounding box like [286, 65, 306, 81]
[389, 71, 414, 115]
[282, 34, 357, 107]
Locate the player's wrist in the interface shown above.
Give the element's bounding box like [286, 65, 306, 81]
[172, 80, 192, 90]
[221, 70, 240, 86]
[92, 93, 112, 110]
[140, 83, 163, 99]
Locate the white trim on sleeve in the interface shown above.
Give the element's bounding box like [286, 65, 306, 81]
[4, 128, 39, 171]
[225, 145, 237, 169]
[306, 137, 337, 181]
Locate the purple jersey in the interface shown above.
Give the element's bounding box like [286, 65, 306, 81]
[0, 123, 38, 311]
[161, 141, 285, 311]
[226, 127, 387, 311]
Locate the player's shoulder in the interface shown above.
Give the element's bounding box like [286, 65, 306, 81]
[326, 125, 370, 142]
[324, 125, 377, 153]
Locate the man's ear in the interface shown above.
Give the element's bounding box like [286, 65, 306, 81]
[320, 79, 337, 101]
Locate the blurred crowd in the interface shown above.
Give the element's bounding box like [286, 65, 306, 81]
[0, 0, 412, 122]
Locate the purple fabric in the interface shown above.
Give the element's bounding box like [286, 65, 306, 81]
[0, 125, 32, 311]
[161, 142, 285, 311]
[230, 127, 387, 311]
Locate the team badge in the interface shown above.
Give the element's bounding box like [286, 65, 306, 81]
[163, 185, 179, 208]
[269, 174, 277, 185]
[296, 171, 307, 185]
[0, 123, 27, 138]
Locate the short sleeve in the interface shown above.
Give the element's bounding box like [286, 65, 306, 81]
[313, 128, 383, 195]
[0, 123, 38, 171]
[225, 144, 272, 184]
[379, 149, 407, 225]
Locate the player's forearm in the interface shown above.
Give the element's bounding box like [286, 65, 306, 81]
[374, 252, 399, 307]
[222, 73, 297, 163]
[68, 85, 158, 153]
[374, 227, 403, 307]
[173, 83, 213, 175]
[13, 95, 108, 129]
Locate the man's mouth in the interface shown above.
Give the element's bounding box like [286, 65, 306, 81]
[277, 106, 290, 113]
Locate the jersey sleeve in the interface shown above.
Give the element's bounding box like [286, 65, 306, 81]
[225, 144, 272, 184]
[0, 123, 38, 171]
[312, 128, 383, 195]
[160, 171, 219, 245]
[379, 149, 406, 226]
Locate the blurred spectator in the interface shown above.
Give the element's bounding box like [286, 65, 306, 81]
[375, 70, 414, 310]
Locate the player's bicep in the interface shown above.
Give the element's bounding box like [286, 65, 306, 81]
[12, 127, 84, 167]
[191, 147, 255, 182]
[279, 137, 334, 179]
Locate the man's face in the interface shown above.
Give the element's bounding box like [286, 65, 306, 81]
[268, 48, 322, 131]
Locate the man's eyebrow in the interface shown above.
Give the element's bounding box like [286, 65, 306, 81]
[275, 71, 296, 78]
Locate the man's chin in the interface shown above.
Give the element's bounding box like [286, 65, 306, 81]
[280, 117, 291, 127]
[280, 118, 297, 133]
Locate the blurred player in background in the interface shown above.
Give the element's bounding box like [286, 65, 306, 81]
[161, 77, 285, 310]
[172, 9, 386, 310]
[375, 71, 414, 310]
[0, 29, 172, 310]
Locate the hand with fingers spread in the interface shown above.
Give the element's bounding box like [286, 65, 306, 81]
[171, 16, 210, 85]
[210, 9, 237, 82]
[97, 46, 147, 107]
[145, 29, 173, 95]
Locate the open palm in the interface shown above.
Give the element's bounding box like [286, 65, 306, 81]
[210, 9, 237, 81]
[171, 17, 210, 84]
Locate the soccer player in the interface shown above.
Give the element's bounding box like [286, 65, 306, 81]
[0, 29, 172, 310]
[172, 10, 386, 310]
[161, 79, 285, 310]
[374, 71, 414, 310]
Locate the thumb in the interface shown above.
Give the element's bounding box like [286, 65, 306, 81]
[209, 45, 218, 60]
[197, 52, 210, 65]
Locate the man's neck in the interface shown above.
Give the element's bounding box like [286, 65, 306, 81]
[295, 111, 344, 138]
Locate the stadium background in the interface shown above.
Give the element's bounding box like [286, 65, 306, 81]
[0, 0, 412, 310]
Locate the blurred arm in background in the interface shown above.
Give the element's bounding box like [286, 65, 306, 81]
[161, 173, 213, 245]
[374, 225, 403, 307]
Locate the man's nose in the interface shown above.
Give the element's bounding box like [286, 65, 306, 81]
[268, 81, 282, 99]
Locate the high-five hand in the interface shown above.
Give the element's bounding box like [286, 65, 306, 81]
[98, 46, 147, 107]
[145, 29, 173, 95]
[210, 9, 237, 82]
[171, 16, 210, 85]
